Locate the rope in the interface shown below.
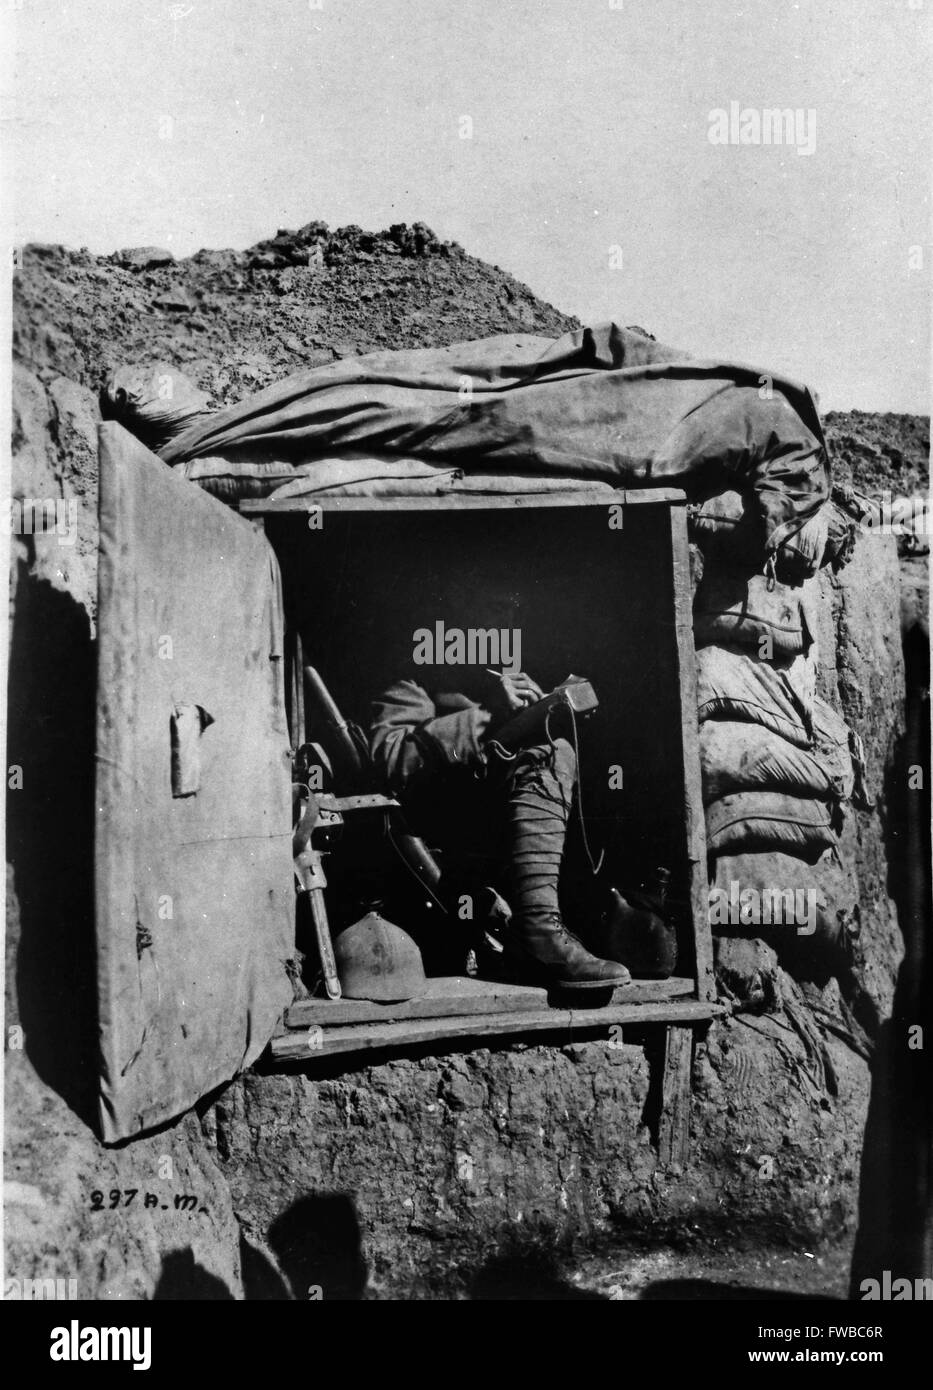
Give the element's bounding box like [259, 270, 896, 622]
[548, 702, 605, 877]
[486, 737, 518, 762]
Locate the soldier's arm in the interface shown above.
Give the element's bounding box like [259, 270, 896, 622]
[370, 680, 492, 791]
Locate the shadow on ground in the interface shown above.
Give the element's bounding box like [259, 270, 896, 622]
[639, 1279, 837, 1301]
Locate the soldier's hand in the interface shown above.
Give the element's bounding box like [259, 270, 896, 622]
[484, 671, 544, 725]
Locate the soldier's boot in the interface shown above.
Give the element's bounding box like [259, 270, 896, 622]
[501, 737, 630, 991]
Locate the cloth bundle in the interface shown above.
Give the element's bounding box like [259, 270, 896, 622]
[173, 453, 619, 504]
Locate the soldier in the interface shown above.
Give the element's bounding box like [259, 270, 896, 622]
[369, 668, 630, 991]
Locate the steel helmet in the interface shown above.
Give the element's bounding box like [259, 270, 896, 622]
[333, 912, 427, 1002]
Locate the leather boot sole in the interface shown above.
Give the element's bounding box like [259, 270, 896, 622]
[549, 973, 631, 992]
[499, 947, 631, 991]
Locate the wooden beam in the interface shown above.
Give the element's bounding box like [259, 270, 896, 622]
[286, 627, 300, 750]
[668, 503, 716, 1003]
[241, 488, 688, 515]
[293, 628, 306, 744]
[284, 974, 696, 1030]
[657, 1024, 694, 1168]
[269, 998, 728, 1062]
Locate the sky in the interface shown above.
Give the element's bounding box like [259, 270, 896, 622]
[4, 0, 931, 412]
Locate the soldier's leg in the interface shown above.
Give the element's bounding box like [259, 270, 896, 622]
[498, 737, 629, 990]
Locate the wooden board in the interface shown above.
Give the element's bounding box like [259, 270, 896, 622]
[669, 503, 716, 1003]
[270, 997, 728, 1062]
[242, 488, 687, 515]
[658, 1023, 694, 1168]
[284, 974, 696, 1029]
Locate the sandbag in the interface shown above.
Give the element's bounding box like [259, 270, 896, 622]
[104, 363, 212, 453]
[696, 643, 816, 746]
[700, 720, 854, 804]
[710, 849, 859, 953]
[777, 507, 828, 582]
[705, 790, 839, 859]
[688, 489, 765, 566]
[689, 487, 829, 581]
[694, 565, 814, 657]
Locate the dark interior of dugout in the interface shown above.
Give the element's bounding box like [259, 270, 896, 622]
[265, 501, 694, 978]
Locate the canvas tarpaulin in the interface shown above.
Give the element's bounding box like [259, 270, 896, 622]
[95, 422, 294, 1141]
[159, 323, 830, 554]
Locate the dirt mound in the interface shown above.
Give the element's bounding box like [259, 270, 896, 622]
[824, 411, 930, 498]
[16, 227, 928, 499]
[13, 222, 574, 413]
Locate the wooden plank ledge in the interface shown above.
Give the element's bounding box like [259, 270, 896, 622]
[270, 996, 728, 1063]
[284, 974, 696, 1029]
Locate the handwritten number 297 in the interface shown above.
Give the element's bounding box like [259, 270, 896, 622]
[89, 1189, 138, 1210]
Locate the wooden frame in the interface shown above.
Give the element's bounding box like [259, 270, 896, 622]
[669, 502, 715, 1003]
[241, 487, 687, 516]
[249, 485, 719, 1140]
